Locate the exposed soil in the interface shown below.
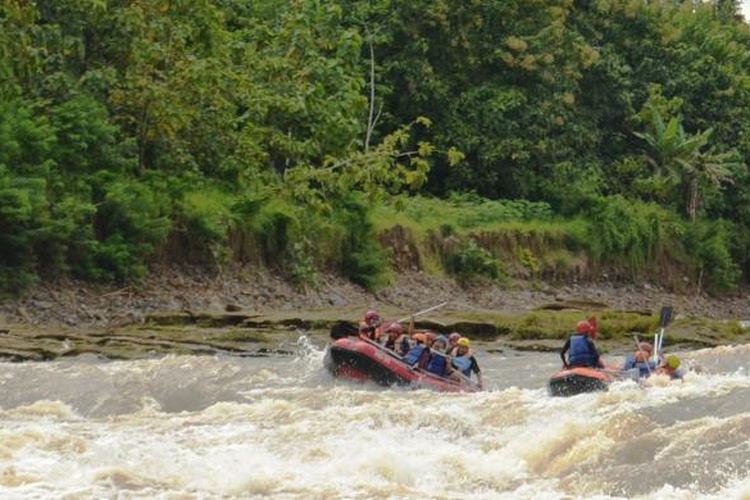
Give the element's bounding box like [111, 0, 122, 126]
[0, 267, 747, 329]
[0, 267, 747, 361]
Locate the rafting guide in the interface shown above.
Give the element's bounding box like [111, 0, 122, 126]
[559, 316, 605, 369]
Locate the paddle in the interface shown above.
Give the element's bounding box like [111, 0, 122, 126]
[651, 306, 674, 364]
[329, 321, 359, 340]
[395, 302, 448, 324]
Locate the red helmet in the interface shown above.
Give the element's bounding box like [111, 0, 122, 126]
[575, 320, 593, 334]
[364, 310, 381, 326]
[638, 342, 653, 353]
[448, 332, 461, 342]
[384, 322, 403, 335]
[424, 332, 437, 344]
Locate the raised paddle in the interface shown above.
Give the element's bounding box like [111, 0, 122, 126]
[395, 302, 448, 324]
[651, 306, 674, 364]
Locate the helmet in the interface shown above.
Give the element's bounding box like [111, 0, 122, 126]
[425, 332, 437, 343]
[638, 342, 653, 353]
[413, 333, 426, 343]
[575, 320, 593, 334]
[434, 335, 448, 346]
[384, 322, 403, 335]
[364, 310, 381, 326]
[665, 355, 681, 370]
[634, 351, 648, 363]
[457, 337, 470, 347]
[448, 332, 461, 342]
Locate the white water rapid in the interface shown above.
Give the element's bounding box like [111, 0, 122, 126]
[0, 337, 748, 498]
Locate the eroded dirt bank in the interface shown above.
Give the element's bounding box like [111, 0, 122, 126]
[0, 268, 747, 361]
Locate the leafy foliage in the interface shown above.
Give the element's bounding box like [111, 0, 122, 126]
[1, 0, 750, 293]
[445, 239, 502, 285]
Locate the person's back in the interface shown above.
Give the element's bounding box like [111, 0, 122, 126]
[567, 334, 598, 367]
[561, 319, 601, 369]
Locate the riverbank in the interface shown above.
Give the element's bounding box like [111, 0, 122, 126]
[0, 268, 747, 361]
[1, 267, 748, 327]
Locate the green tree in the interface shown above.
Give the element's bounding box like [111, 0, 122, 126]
[635, 107, 737, 221]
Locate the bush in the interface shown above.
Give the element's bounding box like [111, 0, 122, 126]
[0, 172, 47, 292]
[684, 219, 740, 292]
[445, 239, 502, 284]
[177, 187, 234, 266]
[333, 194, 389, 291]
[586, 195, 671, 272]
[83, 180, 171, 282]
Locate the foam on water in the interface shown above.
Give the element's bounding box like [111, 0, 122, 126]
[0, 342, 748, 498]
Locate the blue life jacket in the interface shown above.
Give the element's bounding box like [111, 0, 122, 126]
[636, 360, 657, 378]
[403, 345, 426, 366]
[622, 354, 636, 370]
[568, 335, 597, 367]
[399, 337, 411, 355]
[426, 353, 448, 377]
[452, 355, 472, 376]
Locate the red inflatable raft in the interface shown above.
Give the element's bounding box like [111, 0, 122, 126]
[548, 366, 620, 397]
[324, 336, 480, 393]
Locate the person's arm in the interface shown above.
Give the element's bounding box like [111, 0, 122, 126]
[470, 356, 484, 389]
[589, 338, 605, 368]
[470, 356, 481, 375]
[560, 338, 571, 368]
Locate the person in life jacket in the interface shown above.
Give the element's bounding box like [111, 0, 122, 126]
[402, 333, 430, 367]
[359, 310, 382, 341]
[396, 329, 412, 356]
[417, 332, 437, 369]
[425, 335, 451, 377]
[446, 332, 461, 354]
[380, 322, 403, 351]
[560, 317, 605, 369]
[622, 342, 657, 378]
[656, 354, 684, 380]
[450, 337, 483, 388]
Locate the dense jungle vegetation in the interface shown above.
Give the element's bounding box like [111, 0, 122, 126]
[1, 0, 750, 294]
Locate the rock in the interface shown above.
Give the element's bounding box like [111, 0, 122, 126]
[16, 307, 31, 323]
[326, 293, 348, 307]
[225, 304, 242, 312]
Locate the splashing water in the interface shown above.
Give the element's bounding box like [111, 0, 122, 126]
[0, 338, 748, 498]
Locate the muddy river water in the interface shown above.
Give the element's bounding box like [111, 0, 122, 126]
[0, 335, 748, 498]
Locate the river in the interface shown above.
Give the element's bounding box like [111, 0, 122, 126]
[0, 335, 748, 498]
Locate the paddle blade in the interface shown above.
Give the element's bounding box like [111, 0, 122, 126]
[659, 306, 674, 328]
[330, 321, 359, 339]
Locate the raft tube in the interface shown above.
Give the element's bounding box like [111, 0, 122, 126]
[548, 367, 619, 397]
[324, 336, 479, 393]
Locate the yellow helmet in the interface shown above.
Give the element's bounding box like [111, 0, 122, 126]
[666, 355, 681, 370]
[457, 337, 470, 347]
